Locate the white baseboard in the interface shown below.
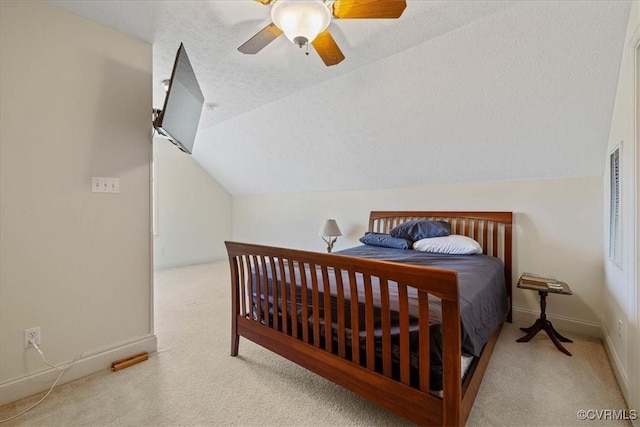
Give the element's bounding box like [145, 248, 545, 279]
[153, 256, 225, 270]
[602, 326, 630, 402]
[0, 335, 157, 406]
[512, 307, 603, 338]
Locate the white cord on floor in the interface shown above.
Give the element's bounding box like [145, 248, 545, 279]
[0, 340, 79, 424]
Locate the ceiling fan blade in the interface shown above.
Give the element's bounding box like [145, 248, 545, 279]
[254, 0, 273, 4]
[311, 30, 345, 67]
[238, 23, 283, 55]
[332, 0, 407, 19]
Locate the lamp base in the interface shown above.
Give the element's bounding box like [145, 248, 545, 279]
[323, 236, 337, 253]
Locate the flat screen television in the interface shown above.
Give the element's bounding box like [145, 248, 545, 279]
[154, 43, 204, 154]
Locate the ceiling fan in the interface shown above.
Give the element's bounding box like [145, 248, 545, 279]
[238, 0, 407, 66]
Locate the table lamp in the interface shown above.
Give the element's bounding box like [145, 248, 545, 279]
[319, 219, 342, 253]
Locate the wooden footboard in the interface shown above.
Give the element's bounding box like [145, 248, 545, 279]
[226, 211, 512, 426]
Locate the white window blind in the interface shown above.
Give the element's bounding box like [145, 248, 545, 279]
[608, 146, 621, 264]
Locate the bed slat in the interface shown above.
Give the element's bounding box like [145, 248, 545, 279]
[482, 222, 489, 255]
[311, 264, 321, 348]
[269, 256, 279, 332]
[491, 223, 499, 257]
[364, 274, 375, 370]
[239, 256, 247, 318]
[380, 278, 392, 378]
[335, 268, 347, 358]
[321, 265, 333, 353]
[277, 258, 288, 335]
[300, 262, 310, 344]
[262, 257, 271, 326]
[398, 283, 410, 386]
[418, 291, 430, 392]
[288, 260, 298, 338]
[251, 255, 262, 323]
[349, 271, 360, 364]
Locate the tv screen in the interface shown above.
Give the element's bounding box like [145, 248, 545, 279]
[154, 43, 204, 154]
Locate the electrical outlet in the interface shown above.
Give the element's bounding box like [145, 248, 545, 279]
[24, 327, 40, 348]
[618, 320, 622, 339]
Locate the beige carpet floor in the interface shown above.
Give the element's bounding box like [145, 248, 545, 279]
[0, 260, 631, 426]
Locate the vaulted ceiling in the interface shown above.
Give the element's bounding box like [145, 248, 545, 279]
[51, 0, 631, 195]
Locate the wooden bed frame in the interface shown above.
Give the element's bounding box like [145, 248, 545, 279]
[226, 211, 512, 426]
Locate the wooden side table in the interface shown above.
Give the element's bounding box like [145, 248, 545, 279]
[516, 273, 573, 356]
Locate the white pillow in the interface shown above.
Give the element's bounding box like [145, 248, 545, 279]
[412, 235, 482, 255]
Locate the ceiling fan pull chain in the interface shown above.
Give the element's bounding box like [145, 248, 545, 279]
[305, 43, 309, 56]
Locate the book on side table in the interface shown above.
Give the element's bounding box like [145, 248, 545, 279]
[519, 272, 570, 294]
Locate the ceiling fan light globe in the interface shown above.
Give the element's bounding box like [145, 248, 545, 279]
[271, 0, 331, 46]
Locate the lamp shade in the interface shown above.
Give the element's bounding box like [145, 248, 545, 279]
[271, 0, 331, 47]
[319, 219, 342, 237]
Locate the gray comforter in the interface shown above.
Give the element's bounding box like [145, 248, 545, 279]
[334, 245, 508, 357]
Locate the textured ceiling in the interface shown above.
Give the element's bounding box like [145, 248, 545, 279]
[50, 0, 630, 195]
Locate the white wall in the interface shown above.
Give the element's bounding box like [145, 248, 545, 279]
[603, 0, 640, 417]
[0, 1, 154, 404]
[152, 137, 232, 270]
[233, 176, 603, 336]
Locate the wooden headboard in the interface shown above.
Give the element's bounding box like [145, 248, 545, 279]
[369, 211, 513, 322]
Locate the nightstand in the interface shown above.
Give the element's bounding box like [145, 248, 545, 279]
[516, 273, 573, 356]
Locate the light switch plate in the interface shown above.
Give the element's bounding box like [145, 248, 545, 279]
[92, 177, 119, 193]
[92, 177, 103, 193]
[107, 178, 119, 193]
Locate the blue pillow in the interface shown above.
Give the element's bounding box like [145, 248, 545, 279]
[389, 220, 451, 242]
[359, 232, 412, 250]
